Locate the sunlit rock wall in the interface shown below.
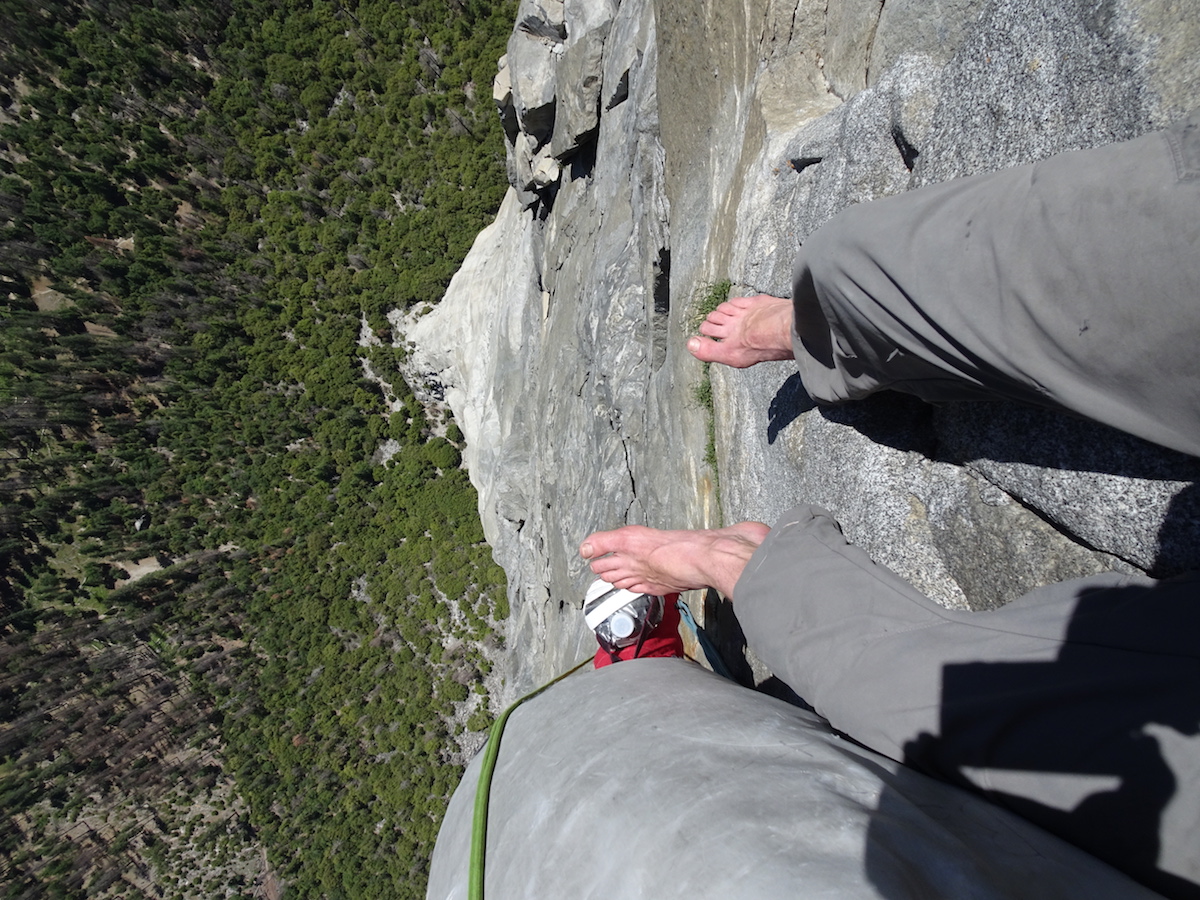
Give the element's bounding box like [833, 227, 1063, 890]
[407, 0, 1200, 698]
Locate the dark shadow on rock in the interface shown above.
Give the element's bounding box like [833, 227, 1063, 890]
[754, 674, 813, 710]
[815, 390, 939, 455]
[801, 391, 1199, 574]
[934, 401, 1200, 575]
[864, 578, 1200, 899]
[702, 587, 756, 688]
[704, 587, 816, 710]
[567, 133, 598, 182]
[934, 400, 1200, 483]
[812, 391, 1200, 483]
[766, 373, 817, 443]
[1156, 483, 1200, 578]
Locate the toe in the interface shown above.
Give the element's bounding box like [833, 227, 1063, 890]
[688, 335, 721, 362]
[579, 528, 627, 559]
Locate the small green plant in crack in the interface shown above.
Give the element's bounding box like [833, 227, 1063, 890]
[690, 279, 732, 333]
[690, 280, 732, 475]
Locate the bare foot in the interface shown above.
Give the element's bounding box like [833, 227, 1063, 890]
[579, 521, 770, 598]
[687, 294, 795, 368]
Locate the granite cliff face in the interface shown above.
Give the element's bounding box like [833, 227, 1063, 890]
[404, 0, 1200, 697]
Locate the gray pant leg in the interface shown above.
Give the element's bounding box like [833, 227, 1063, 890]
[789, 111, 1200, 456]
[735, 504, 1200, 897]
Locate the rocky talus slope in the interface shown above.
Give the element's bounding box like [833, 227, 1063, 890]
[405, 0, 1200, 697]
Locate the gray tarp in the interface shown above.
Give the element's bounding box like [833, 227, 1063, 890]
[426, 659, 1159, 899]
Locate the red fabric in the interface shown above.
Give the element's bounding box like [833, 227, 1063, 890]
[592, 593, 684, 668]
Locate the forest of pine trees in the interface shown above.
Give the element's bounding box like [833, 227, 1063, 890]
[0, 1, 515, 896]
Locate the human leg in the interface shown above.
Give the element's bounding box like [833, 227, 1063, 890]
[786, 115, 1200, 453]
[735, 503, 1200, 896]
[692, 114, 1200, 454]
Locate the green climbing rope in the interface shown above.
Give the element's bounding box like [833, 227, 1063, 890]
[468, 657, 592, 900]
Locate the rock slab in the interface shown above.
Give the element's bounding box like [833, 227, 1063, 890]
[407, 0, 1200, 697]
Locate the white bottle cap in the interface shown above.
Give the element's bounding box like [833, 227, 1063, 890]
[608, 611, 636, 639]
